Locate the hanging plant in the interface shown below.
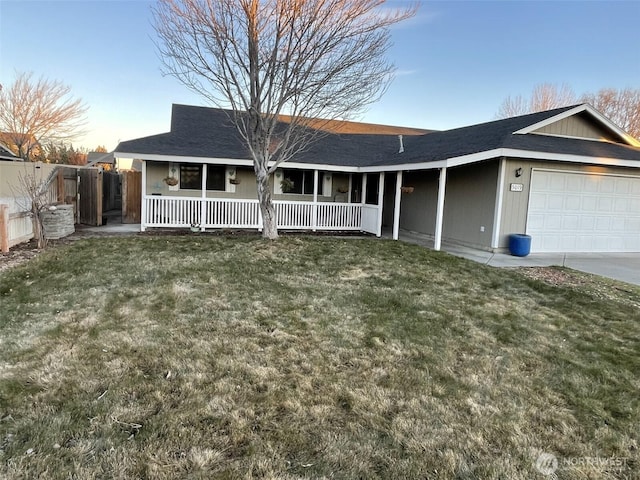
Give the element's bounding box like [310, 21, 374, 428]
[164, 176, 179, 186]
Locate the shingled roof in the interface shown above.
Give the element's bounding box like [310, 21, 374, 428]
[115, 104, 640, 168]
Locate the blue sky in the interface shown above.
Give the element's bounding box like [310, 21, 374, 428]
[1, 0, 639, 151]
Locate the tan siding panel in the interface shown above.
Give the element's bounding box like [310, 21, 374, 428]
[398, 170, 439, 234]
[533, 113, 618, 141]
[441, 160, 498, 249]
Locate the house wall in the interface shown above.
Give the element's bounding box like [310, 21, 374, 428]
[398, 170, 439, 234]
[146, 162, 258, 198]
[498, 158, 640, 248]
[145, 161, 351, 203]
[533, 113, 619, 142]
[399, 161, 498, 249]
[441, 160, 498, 249]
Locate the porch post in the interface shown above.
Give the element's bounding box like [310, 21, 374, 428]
[361, 173, 368, 205]
[140, 160, 147, 232]
[200, 163, 207, 231]
[491, 157, 506, 249]
[392, 170, 403, 240]
[434, 167, 447, 251]
[312, 169, 318, 231]
[347, 173, 353, 204]
[376, 172, 385, 237]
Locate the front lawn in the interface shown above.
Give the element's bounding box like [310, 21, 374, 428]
[0, 236, 638, 479]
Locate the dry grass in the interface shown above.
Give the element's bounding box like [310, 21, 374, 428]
[0, 236, 639, 479]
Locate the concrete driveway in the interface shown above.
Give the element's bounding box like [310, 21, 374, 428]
[398, 231, 640, 286]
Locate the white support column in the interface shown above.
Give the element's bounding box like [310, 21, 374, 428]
[200, 163, 207, 231]
[376, 172, 385, 237]
[347, 173, 353, 204]
[312, 169, 318, 231]
[491, 157, 506, 249]
[362, 173, 368, 205]
[392, 171, 403, 240]
[434, 167, 447, 251]
[140, 160, 147, 232]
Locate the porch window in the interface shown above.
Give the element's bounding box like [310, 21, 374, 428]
[179, 164, 226, 190]
[180, 164, 201, 190]
[206, 165, 225, 191]
[282, 169, 324, 195]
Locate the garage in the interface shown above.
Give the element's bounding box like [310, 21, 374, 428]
[527, 169, 640, 253]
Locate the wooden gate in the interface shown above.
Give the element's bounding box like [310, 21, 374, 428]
[79, 168, 103, 225]
[122, 171, 141, 224]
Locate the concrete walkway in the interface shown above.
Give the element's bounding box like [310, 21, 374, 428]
[398, 230, 640, 286]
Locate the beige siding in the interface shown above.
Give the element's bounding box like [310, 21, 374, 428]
[498, 158, 640, 248]
[398, 161, 498, 249]
[442, 160, 498, 249]
[146, 161, 343, 203]
[146, 162, 257, 198]
[399, 170, 440, 234]
[533, 112, 619, 142]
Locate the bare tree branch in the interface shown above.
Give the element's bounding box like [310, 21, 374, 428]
[496, 83, 576, 119]
[496, 83, 640, 141]
[0, 72, 88, 161]
[581, 88, 640, 140]
[153, 0, 417, 239]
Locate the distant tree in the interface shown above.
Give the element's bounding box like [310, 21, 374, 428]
[580, 88, 640, 140]
[496, 83, 640, 140]
[153, 0, 417, 239]
[0, 72, 87, 161]
[496, 83, 576, 118]
[94, 145, 108, 153]
[40, 142, 88, 165]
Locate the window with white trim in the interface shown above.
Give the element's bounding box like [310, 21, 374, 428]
[179, 164, 226, 190]
[281, 169, 324, 194]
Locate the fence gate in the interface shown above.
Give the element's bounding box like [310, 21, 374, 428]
[122, 171, 142, 224]
[79, 168, 103, 225]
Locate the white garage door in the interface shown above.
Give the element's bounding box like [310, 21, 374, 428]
[527, 170, 640, 253]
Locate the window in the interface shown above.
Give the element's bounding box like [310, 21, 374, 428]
[179, 164, 226, 191]
[206, 165, 225, 191]
[180, 164, 201, 190]
[282, 169, 324, 195]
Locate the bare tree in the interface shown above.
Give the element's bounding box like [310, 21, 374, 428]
[13, 167, 59, 249]
[496, 83, 576, 118]
[0, 72, 87, 161]
[153, 0, 416, 239]
[581, 88, 640, 140]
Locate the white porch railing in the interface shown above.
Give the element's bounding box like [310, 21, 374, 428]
[143, 196, 374, 232]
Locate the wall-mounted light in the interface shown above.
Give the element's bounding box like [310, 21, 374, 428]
[515, 167, 523, 178]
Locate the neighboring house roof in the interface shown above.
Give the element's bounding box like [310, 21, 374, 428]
[115, 103, 640, 170]
[275, 114, 434, 135]
[86, 151, 115, 167]
[0, 132, 41, 158]
[0, 143, 21, 161]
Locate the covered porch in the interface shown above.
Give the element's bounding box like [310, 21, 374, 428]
[140, 160, 452, 249]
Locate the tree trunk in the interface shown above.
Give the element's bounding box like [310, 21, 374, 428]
[255, 164, 278, 240]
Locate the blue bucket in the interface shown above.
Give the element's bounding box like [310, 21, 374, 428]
[509, 234, 532, 257]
